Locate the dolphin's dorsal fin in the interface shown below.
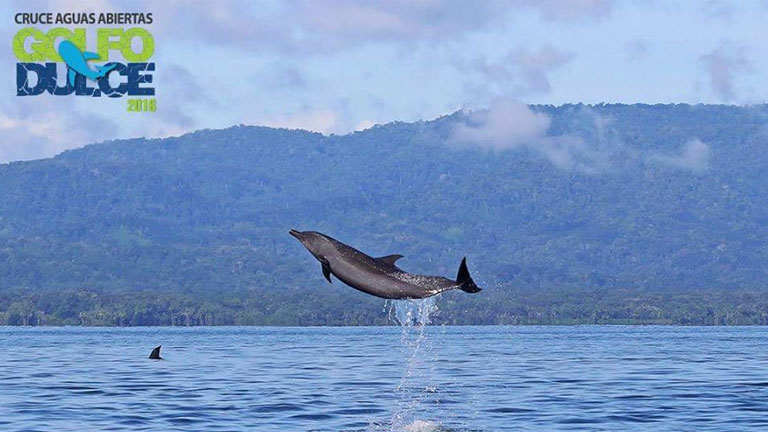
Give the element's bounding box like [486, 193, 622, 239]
[376, 254, 404, 266]
[149, 345, 162, 360]
[83, 51, 100, 60]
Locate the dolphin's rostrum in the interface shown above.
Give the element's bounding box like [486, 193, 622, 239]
[290, 229, 481, 299]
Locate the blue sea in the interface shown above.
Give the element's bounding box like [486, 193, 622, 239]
[2, 307, 768, 430]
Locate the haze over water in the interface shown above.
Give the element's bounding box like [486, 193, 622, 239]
[2, 323, 768, 431]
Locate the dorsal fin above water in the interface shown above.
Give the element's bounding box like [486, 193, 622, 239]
[149, 345, 162, 360]
[376, 254, 404, 266]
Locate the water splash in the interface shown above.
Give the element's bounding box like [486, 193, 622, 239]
[387, 296, 439, 328]
[404, 419, 442, 432]
[380, 297, 442, 431]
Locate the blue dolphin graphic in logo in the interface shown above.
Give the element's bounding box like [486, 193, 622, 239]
[57, 40, 117, 86]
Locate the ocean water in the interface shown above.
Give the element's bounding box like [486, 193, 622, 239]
[1, 314, 768, 430]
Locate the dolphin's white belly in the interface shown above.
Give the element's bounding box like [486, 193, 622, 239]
[329, 258, 432, 299]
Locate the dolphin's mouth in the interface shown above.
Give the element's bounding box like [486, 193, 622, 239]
[289, 229, 303, 240]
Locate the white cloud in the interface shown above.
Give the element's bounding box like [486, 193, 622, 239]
[450, 101, 550, 150]
[651, 138, 711, 173]
[450, 103, 714, 175]
[449, 101, 611, 172]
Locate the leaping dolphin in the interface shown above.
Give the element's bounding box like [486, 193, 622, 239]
[57, 40, 117, 86]
[289, 229, 481, 299]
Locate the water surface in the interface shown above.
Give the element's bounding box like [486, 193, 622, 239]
[1, 325, 767, 431]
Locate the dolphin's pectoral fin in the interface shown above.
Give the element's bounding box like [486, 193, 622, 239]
[321, 263, 332, 283]
[319, 259, 332, 283]
[83, 51, 100, 60]
[376, 254, 404, 266]
[67, 68, 77, 87]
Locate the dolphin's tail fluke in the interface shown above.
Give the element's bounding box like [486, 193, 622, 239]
[456, 257, 481, 294]
[95, 63, 117, 78]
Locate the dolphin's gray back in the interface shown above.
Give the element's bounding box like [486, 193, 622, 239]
[322, 235, 457, 299]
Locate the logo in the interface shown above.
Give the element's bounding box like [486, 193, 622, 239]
[13, 12, 157, 112]
[58, 39, 117, 86]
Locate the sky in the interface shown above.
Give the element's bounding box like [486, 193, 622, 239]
[0, 0, 766, 162]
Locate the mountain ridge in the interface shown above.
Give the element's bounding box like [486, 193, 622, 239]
[2, 103, 768, 325]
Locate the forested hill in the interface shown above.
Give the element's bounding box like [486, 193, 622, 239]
[3, 103, 768, 326]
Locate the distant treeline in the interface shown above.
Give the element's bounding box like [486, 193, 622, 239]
[3, 287, 768, 326]
[4, 104, 768, 326]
